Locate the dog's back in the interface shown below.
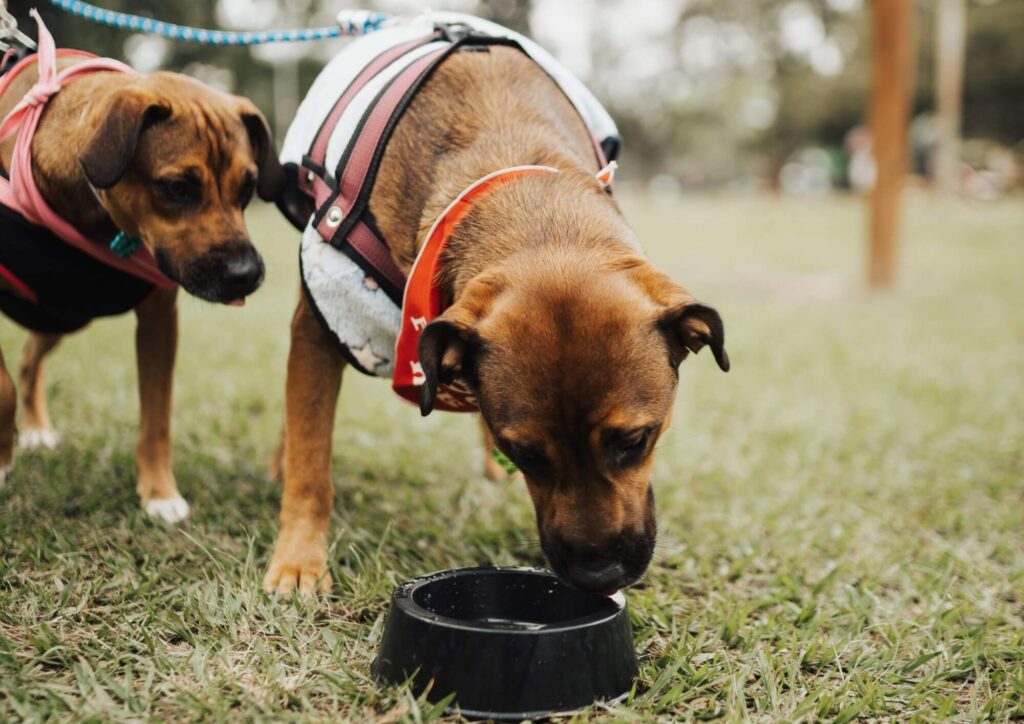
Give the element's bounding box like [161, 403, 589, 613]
[371, 45, 601, 269]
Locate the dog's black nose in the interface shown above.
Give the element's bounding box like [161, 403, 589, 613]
[220, 246, 264, 299]
[176, 242, 266, 304]
[567, 557, 626, 593]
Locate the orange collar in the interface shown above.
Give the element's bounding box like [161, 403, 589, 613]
[392, 165, 557, 411]
[392, 161, 616, 412]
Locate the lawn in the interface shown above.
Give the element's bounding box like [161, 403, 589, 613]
[1, 193, 1022, 721]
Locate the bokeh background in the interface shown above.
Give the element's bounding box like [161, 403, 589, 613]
[12, 0, 1024, 199]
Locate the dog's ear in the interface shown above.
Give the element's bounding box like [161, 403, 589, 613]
[626, 258, 729, 372]
[418, 273, 504, 416]
[235, 98, 286, 201]
[658, 301, 729, 372]
[418, 319, 480, 416]
[78, 91, 171, 189]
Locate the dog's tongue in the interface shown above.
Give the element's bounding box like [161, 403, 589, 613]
[226, 298, 246, 307]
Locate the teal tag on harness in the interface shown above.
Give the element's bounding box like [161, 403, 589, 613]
[109, 231, 142, 258]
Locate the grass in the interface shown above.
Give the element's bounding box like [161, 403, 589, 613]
[1, 192, 1022, 721]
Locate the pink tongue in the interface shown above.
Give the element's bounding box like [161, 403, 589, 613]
[227, 298, 246, 307]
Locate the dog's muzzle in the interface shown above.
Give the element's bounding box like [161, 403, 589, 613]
[160, 242, 265, 304]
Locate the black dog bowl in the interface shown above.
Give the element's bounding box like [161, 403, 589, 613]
[372, 566, 638, 720]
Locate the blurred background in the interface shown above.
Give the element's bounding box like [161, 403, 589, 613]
[10, 0, 1024, 202]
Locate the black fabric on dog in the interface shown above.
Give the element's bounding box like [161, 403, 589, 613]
[0, 203, 154, 333]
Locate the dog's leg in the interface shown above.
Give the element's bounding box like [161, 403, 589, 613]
[134, 287, 188, 523]
[0, 347, 16, 485]
[18, 332, 62, 450]
[481, 416, 510, 481]
[264, 295, 343, 596]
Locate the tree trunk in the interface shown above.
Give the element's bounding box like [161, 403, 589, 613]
[868, 0, 914, 290]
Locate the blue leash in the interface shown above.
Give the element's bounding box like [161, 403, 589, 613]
[47, 0, 392, 45]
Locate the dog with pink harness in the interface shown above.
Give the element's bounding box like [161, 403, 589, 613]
[0, 12, 283, 518]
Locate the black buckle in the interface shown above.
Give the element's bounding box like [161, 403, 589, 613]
[434, 22, 483, 43]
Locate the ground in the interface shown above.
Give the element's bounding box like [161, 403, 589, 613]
[0, 194, 1021, 721]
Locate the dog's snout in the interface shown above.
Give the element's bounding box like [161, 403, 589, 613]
[542, 529, 654, 594]
[568, 556, 626, 593]
[173, 241, 265, 304]
[221, 246, 264, 298]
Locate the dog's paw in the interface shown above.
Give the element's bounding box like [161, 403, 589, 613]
[19, 428, 58, 450]
[144, 495, 190, 523]
[0, 461, 10, 487]
[263, 533, 331, 597]
[263, 563, 331, 597]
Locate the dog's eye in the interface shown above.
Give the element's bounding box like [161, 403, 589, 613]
[508, 444, 550, 477]
[157, 177, 197, 204]
[238, 173, 256, 208]
[611, 427, 656, 467]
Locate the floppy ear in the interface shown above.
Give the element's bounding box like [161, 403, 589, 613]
[626, 259, 729, 372]
[78, 91, 171, 189]
[658, 301, 729, 372]
[417, 273, 504, 416]
[236, 99, 286, 201]
[418, 319, 479, 416]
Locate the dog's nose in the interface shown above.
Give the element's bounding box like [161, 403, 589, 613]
[220, 246, 264, 300]
[567, 557, 626, 593]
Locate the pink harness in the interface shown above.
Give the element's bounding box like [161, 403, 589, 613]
[0, 11, 172, 292]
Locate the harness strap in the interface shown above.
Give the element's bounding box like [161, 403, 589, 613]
[312, 40, 459, 302]
[345, 218, 406, 293]
[302, 31, 442, 185]
[320, 42, 452, 241]
[0, 10, 172, 289]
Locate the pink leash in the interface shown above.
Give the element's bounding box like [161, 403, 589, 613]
[0, 10, 173, 289]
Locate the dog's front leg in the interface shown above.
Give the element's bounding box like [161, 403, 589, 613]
[0, 347, 16, 484]
[134, 286, 188, 522]
[263, 294, 344, 596]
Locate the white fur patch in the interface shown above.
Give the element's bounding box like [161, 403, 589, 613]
[300, 225, 400, 376]
[145, 495, 190, 523]
[19, 428, 58, 450]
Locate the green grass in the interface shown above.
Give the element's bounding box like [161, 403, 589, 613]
[1, 193, 1022, 721]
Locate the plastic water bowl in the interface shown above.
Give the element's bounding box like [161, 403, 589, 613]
[372, 566, 638, 720]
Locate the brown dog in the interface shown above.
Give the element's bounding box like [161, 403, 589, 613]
[265, 45, 727, 595]
[0, 53, 283, 520]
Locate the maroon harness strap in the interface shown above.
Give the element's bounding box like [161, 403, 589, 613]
[312, 43, 454, 299]
[316, 45, 450, 242]
[299, 32, 442, 201]
[347, 219, 406, 292]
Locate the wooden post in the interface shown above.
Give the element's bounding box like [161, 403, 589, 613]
[933, 0, 966, 192]
[868, 0, 913, 290]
